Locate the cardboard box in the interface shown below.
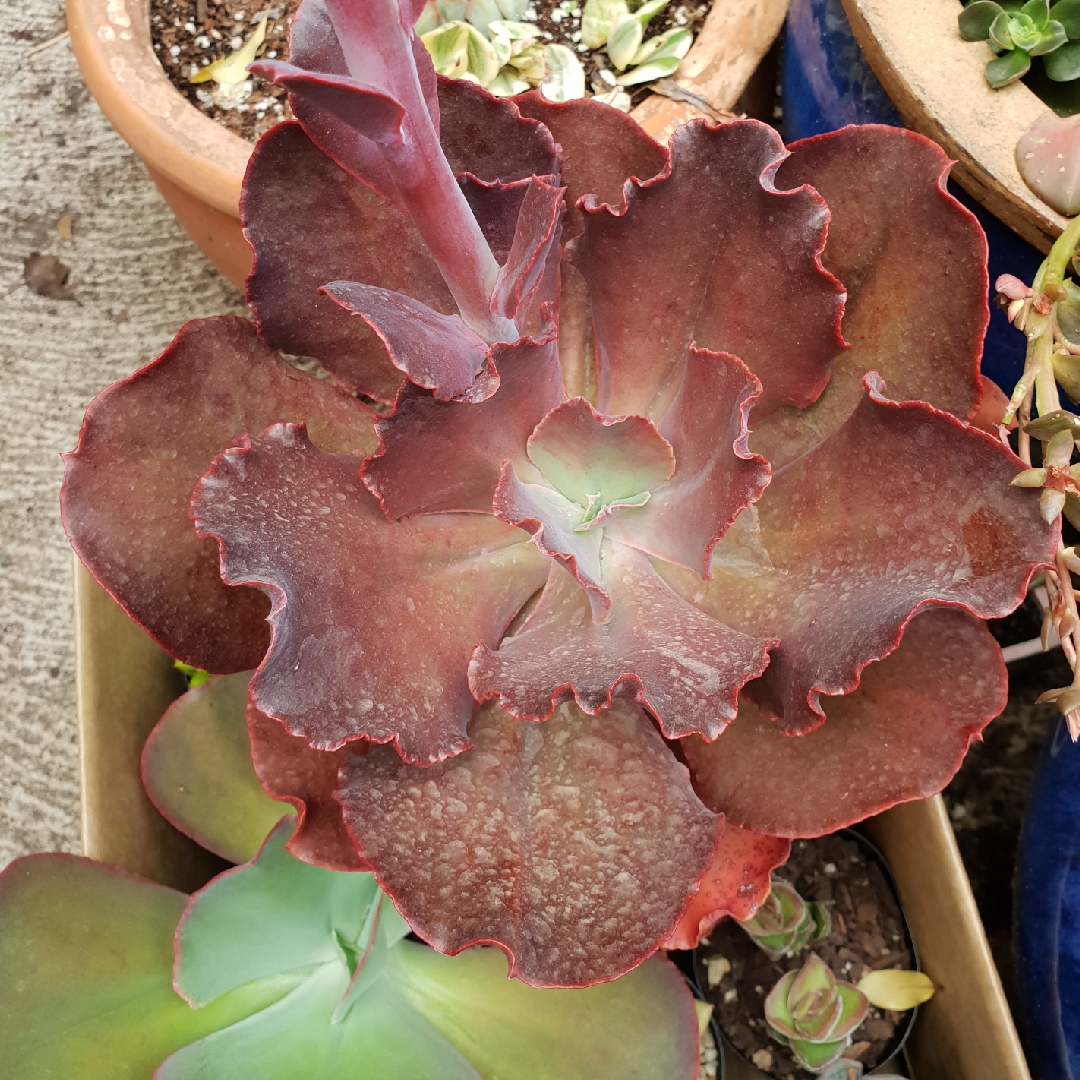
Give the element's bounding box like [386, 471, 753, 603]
[73, 560, 1030, 1079]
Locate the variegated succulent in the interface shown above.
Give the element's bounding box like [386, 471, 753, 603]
[61, 0, 1055, 991]
[764, 955, 869, 1073]
[736, 876, 830, 961]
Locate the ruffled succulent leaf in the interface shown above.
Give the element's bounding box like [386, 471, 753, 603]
[364, 334, 566, 518]
[987, 46, 1032, 85]
[958, 1, 1004, 40]
[573, 120, 845, 421]
[192, 424, 549, 763]
[141, 671, 293, 865]
[319, 281, 496, 401]
[662, 825, 791, 950]
[756, 125, 987, 468]
[469, 548, 773, 739]
[247, 704, 370, 871]
[0, 856, 287, 1079]
[1018, 111, 1080, 214]
[60, 316, 377, 673]
[338, 698, 720, 987]
[605, 347, 770, 576]
[664, 377, 1056, 736]
[682, 607, 1007, 835]
[1052, 0, 1080, 37]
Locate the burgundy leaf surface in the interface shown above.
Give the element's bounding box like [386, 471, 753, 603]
[607, 347, 770, 576]
[573, 120, 844, 421]
[470, 549, 773, 739]
[753, 125, 987, 468]
[363, 335, 565, 518]
[659, 377, 1057, 735]
[514, 91, 668, 238]
[246, 703, 368, 871]
[338, 699, 719, 987]
[662, 824, 791, 950]
[243, 122, 455, 403]
[682, 607, 1007, 836]
[61, 317, 376, 673]
[319, 281, 493, 401]
[193, 423, 548, 762]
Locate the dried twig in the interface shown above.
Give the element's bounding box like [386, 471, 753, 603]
[23, 29, 69, 58]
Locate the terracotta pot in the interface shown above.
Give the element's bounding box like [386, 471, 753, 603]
[66, 0, 788, 290]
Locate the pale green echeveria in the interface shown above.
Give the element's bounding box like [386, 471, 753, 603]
[0, 818, 700, 1080]
[581, 0, 689, 84]
[959, 0, 1080, 86]
[764, 954, 869, 1074]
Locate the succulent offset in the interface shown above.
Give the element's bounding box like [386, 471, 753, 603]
[959, 0, 1080, 86]
[61, 0, 1056, 988]
[736, 875, 830, 961]
[764, 954, 869, 1073]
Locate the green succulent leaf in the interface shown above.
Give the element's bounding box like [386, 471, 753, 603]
[987, 44, 1032, 83]
[466, 0, 503, 34]
[0, 856, 288, 1080]
[1052, 0, 1080, 37]
[1031, 18, 1068, 51]
[616, 27, 692, 84]
[142, 670, 294, 864]
[789, 1034, 853, 1072]
[496, 0, 530, 17]
[607, 12, 644, 69]
[959, 1, 1005, 40]
[437, 0, 469, 19]
[422, 21, 471, 77]
[1023, 0, 1052, 26]
[990, 9, 1020, 46]
[632, 0, 670, 29]
[581, 0, 629, 48]
[415, 0, 442, 35]
[1045, 35, 1080, 75]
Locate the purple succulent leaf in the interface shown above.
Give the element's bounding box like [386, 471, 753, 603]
[60, 316, 377, 673]
[660, 376, 1056, 736]
[683, 606, 1008, 837]
[753, 125, 988, 468]
[490, 177, 566, 328]
[606, 346, 771, 576]
[336, 698, 721, 988]
[492, 462, 608, 619]
[469, 546, 774, 739]
[363, 334, 566, 518]
[192, 423, 549, 763]
[573, 119, 845, 421]
[319, 282, 497, 401]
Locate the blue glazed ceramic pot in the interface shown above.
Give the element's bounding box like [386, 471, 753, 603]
[1015, 716, 1080, 1080]
[780, 0, 1043, 395]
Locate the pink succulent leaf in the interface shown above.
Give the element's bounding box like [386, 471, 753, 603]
[337, 698, 720, 988]
[683, 606, 1007, 837]
[995, 273, 1033, 301]
[606, 347, 771, 577]
[662, 825, 792, 950]
[60, 316, 376, 673]
[490, 177, 566, 328]
[469, 545, 774, 739]
[526, 398, 676, 512]
[192, 423, 548, 762]
[243, 121, 456, 403]
[363, 334, 566, 518]
[662, 376, 1056, 735]
[438, 77, 559, 183]
[492, 463, 608, 619]
[1016, 111, 1080, 217]
[246, 702, 370, 872]
[754, 125, 987, 469]
[514, 90, 668, 239]
[573, 119, 845, 421]
[319, 281, 496, 402]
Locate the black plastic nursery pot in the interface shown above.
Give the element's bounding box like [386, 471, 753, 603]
[691, 830, 918, 1079]
[73, 561, 1031, 1080]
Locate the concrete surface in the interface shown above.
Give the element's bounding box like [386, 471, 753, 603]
[1, 0, 245, 865]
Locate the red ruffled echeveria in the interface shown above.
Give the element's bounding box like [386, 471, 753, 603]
[61, 0, 1057, 988]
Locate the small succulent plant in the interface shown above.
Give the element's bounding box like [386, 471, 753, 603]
[580, 0, 691, 86]
[735, 875, 830, 960]
[959, 0, 1080, 87]
[764, 955, 869, 1073]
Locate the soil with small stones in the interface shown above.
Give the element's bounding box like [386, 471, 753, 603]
[149, 0, 713, 142]
[698, 834, 913, 1080]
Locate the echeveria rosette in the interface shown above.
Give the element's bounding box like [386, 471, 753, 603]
[959, 0, 1080, 87]
[0, 819, 701, 1080]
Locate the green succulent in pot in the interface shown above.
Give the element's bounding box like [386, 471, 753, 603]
[763, 954, 869, 1074]
[959, 0, 1080, 86]
[735, 875, 830, 961]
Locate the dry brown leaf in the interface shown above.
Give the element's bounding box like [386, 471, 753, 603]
[56, 214, 73, 241]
